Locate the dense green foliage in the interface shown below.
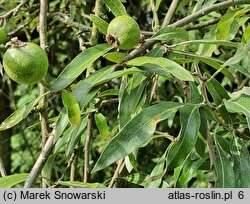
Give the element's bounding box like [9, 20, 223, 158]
[0, 0, 250, 188]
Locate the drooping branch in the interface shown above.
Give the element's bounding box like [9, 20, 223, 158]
[122, 0, 250, 64]
[171, 0, 250, 28]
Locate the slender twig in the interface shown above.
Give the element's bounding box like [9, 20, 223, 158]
[100, 98, 119, 107]
[83, 0, 102, 183]
[142, 18, 219, 35]
[8, 18, 33, 36]
[141, 31, 154, 36]
[0, 155, 7, 177]
[162, 0, 180, 27]
[52, 148, 79, 187]
[155, 131, 176, 142]
[207, 132, 216, 169]
[0, 0, 28, 19]
[108, 159, 123, 188]
[206, 66, 226, 84]
[184, 18, 220, 31]
[70, 146, 79, 182]
[39, 0, 48, 51]
[149, 74, 158, 102]
[39, 0, 49, 144]
[83, 113, 93, 182]
[194, 62, 209, 104]
[39, 0, 49, 188]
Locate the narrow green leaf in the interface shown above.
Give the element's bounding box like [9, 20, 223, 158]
[171, 40, 239, 48]
[230, 86, 250, 99]
[224, 93, 250, 130]
[205, 76, 230, 104]
[178, 154, 209, 187]
[205, 75, 234, 124]
[145, 46, 165, 57]
[62, 90, 81, 127]
[43, 154, 57, 185]
[99, 89, 119, 97]
[94, 112, 109, 139]
[215, 134, 230, 153]
[198, 26, 217, 56]
[0, 93, 48, 131]
[73, 66, 113, 109]
[58, 181, 105, 188]
[230, 63, 250, 79]
[0, 173, 28, 188]
[53, 118, 84, 155]
[54, 126, 74, 154]
[121, 173, 149, 187]
[230, 137, 250, 187]
[69, 4, 76, 18]
[229, 16, 249, 40]
[155, 0, 163, 12]
[126, 56, 194, 81]
[104, 0, 127, 16]
[151, 27, 188, 43]
[72, 65, 141, 109]
[188, 81, 202, 104]
[104, 52, 126, 63]
[216, 9, 239, 40]
[52, 44, 113, 92]
[54, 108, 69, 141]
[92, 102, 183, 172]
[166, 106, 201, 170]
[188, 83, 204, 157]
[125, 153, 138, 172]
[242, 24, 250, 44]
[192, 0, 205, 13]
[223, 41, 250, 67]
[90, 15, 108, 34]
[196, 108, 208, 157]
[173, 50, 234, 81]
[119, 73, 149, 128]
[217, 7, 250, 40]
[66, 117, 88, 158]
[90, 67, 141, 88]
[145, 150, 167, 188]
[214, 136, 235, 188]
